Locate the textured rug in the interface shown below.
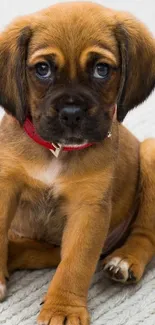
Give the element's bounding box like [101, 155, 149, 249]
[1, 258, 155, 325]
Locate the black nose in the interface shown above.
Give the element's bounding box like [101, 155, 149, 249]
[60, 106, 84, 127]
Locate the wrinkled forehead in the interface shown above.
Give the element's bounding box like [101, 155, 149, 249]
[28, 5, 119, 73]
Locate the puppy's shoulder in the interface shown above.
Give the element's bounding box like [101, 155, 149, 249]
[0, 114, 45, 158]
[0, 114, 48, 176]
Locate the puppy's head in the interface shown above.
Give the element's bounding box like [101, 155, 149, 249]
[0, 2, 155, 145]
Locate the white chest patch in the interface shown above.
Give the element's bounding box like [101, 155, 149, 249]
[28, 158, 62, 186]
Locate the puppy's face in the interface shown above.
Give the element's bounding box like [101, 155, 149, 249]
[0, 2, 155, 144]
[27, 9, 120, 144]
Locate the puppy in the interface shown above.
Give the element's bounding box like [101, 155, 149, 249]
[0, 2, 155, 324]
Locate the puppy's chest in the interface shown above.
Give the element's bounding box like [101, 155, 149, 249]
[13, 158, 66, 245]
[28, 158, 63, 187]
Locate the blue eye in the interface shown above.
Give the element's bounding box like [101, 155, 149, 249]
[35, 62, 52, 79]
[93, 63, 110, 79]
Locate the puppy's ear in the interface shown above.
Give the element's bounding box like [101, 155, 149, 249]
[0, 20, 32, 124]
[115, 13, 155, 121]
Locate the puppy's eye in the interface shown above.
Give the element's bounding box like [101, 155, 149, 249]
[93, 63, 110, 79]
[35, 62, 52, 79]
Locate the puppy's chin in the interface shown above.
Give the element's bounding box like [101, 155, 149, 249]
[36, 128, 87, 145]
[36, 126, 110, 146]
[57, 135, 87, 146]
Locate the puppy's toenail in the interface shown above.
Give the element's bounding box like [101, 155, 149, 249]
[115, 267, 120, 274]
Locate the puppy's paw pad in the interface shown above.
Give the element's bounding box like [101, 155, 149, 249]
[0, 282, 7, 301]
[103, 256, 138, 283]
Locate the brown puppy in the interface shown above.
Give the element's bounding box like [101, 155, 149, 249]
[0, 2, 155, 324]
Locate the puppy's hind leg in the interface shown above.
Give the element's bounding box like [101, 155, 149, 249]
[8, 231, 61, 273]
[102, 139, 155, 283]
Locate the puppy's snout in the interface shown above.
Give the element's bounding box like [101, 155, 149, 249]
[59, 106, 84, 127]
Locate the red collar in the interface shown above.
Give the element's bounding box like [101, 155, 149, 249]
[23, 105, 116, 157]
[23, 118, 93, 157]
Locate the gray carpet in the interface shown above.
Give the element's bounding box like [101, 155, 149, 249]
[1, 258, 155, 325]
[0, 0, 155, 324]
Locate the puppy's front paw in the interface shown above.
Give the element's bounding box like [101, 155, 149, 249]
[37, 293, 90, 325]
[102, 252, 144, 284]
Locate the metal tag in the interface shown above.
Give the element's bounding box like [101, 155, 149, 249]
[107, 131, 112, 138]
[50, 143, 62, 158]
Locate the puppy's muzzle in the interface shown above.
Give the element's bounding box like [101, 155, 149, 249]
[59, 105, 85, 128]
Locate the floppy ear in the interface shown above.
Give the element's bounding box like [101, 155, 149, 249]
[0, 19, 32, 124]
[115, 13, 155, 122]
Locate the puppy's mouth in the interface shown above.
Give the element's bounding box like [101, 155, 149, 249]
[33, 107, 111, 146]
[38, 125, 89, 146]
[34, 108, 94, 145]
[59, 137, 88, 146]
[33, 94, 113, 145]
